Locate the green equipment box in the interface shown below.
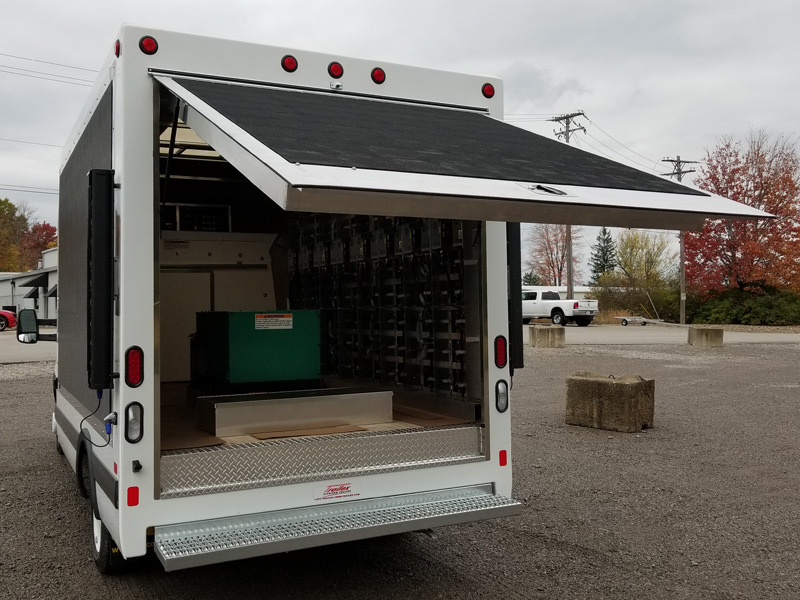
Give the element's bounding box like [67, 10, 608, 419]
[193, 310, 321, 388]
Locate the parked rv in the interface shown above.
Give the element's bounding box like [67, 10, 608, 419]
[17, 25, 766, 573]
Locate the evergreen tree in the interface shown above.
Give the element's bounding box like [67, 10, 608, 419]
[588, 226, 617, 284]
[522, 270, 543, 285]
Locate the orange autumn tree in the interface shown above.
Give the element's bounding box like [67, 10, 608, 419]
[685, 132, 800, 293]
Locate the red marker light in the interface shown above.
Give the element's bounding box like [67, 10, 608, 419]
[127, 486, 140, 507]
[371, 67, 386, 84]
[114, 40, 120, 58]
[281, 55, 298, 72]
[328, 61, 344, 79]
[482, 83, 495, 98]
[499, 450, 508, 467]
[494, 335, 508, 368]
[139, 36, 158, 55]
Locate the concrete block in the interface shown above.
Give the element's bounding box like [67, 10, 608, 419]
[566, 371, 655, 433]
[688, 326, 724, 347]
[528, 325, 566, 348]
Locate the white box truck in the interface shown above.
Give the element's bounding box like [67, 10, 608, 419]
[17, 25, 767, 572]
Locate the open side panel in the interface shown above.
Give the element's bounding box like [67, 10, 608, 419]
[154, 73, 770, 230]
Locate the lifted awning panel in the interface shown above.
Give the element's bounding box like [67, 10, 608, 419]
[154, 73, 769, 230]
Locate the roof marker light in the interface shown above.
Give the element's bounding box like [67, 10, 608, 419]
[328, 61, 344, 79]
[371, 67, 386, 84]
[482, 83, 495, 98]
[281, 55, 298, 72]
[139, 36, 158, 55]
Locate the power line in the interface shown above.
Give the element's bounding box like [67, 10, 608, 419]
[0, 186, 58, 196]
[583, 116, 664, 167]
[0, 67, 92, 87]
[0, 62, 94, 83]
[583, 130, 660, 172]
[0, 137, 61, 148]
[0, 183, 58, 192]
[0, 51, 97, 73]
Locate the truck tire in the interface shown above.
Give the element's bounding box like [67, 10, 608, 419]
[90, 478, 125, 573]
[86, 445, 125, 574]
[551, 310, 566, 326]
[92, 512, 125, 573]
[575, 317, 592, 327]
[0, 315, 7, 331]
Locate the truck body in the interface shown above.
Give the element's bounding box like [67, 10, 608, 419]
[18, 25, 767, 572]
[521, 286, 599, 326]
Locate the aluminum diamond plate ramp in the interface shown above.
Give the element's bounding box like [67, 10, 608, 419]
[160, 424, 484, 498]
[154, 484, 521, 570]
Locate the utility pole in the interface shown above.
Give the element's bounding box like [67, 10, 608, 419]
[550, 111, 585, 298]
[662, 156, 700, 325]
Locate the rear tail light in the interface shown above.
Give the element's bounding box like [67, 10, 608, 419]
[574, 302, 579, 309]
[494, 335, 508, 368]
[125, 346, 144, 387]
[482, 83, 495, 98]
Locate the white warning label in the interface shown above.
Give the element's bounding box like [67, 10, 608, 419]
[255, 313, 293, 330]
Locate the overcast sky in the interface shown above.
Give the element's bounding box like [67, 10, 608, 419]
[2, 1, 798, 280]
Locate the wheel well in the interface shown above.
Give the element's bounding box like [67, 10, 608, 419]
[76, 443, 91, 499]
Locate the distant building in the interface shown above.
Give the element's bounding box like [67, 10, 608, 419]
[0, 247, 58, 319]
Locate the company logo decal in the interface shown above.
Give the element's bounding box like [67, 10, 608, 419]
[314, 482, 361, 502]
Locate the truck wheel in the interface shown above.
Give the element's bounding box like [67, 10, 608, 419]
[575, 317, 591, 327]
[0, 316, 7, 331]
[621, 319, 629, 326]
[89, 470, 125, 574]
[92, 512, 125, 574]
[551, 310, 565, 326]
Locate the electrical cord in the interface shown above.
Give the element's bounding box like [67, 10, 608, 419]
[79, 390, 111, 448]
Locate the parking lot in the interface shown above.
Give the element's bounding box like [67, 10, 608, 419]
[1, 329, 799, 599]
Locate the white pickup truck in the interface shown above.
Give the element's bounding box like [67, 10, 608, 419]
[521, 286, 599, 326]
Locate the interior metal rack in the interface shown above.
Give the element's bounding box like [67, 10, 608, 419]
[286, 214, 471, 400]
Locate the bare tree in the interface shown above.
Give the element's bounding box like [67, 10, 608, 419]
[525, 223, 582, 286]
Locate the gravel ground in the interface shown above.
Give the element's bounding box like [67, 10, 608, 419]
[1, 345, 799, 599]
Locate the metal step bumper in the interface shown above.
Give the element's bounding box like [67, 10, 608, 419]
[154, 484, 521, 571]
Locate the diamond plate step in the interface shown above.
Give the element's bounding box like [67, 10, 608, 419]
[160, 424, 484, 499]
[154, 485, 521, 571]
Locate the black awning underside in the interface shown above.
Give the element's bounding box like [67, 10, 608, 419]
[176, 78, 705, 197]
